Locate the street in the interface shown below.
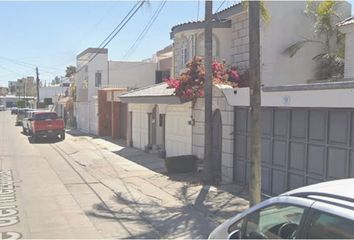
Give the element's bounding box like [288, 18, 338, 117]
[0, 110, 248, 239]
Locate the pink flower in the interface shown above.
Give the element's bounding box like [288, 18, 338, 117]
[230, 70, 240, 82]
[165, 78, 181, 90]
[212, 62, 220, 72]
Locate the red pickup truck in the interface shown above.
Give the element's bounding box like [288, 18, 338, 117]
[29, 111, 65, 142]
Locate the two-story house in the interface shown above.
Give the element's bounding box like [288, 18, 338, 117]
[122, 1, 353, 196]
[74, 47, 157, 136]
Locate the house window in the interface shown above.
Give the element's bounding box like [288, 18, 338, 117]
[197, 34, 219, 58]
[181, 47, 188, 66]
[95, 72, 102, 87]
[190, 35, 196, 57]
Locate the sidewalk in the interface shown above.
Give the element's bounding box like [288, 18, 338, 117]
[60, 129, 250, 238]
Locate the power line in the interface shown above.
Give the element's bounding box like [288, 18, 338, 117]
[76, 0, 145, 74]
[215, 0, 227, 21]
[97, 1, 142, 50]
[0, 64, 33, 77]
[122, 0, 167, 59]
[0, 56, 57, 75]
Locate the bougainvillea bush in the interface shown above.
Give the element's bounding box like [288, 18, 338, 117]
[166, 56, 248, 102]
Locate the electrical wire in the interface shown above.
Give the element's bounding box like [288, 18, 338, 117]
[76, 0, 145, 74]
[215, 0, 227, 21]
[97, 1, 142, 50]
[122, 0, 167, 59]
[0, 64, 33, 77]
[0, 56, 57, 75]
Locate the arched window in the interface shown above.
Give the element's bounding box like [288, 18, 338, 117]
[196, 33, 220, 58]
[180, 36, 189, 66]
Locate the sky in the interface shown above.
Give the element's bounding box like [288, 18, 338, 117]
[0, 0, 237, 87]
[0, 0, 353, 87]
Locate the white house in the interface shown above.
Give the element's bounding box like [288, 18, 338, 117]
[120, 83, 192, 158]
[120, 46, 177, 156]
[120, 1, 351, 186]
[74, 48, 157, 135]
[39, 86, 68, 102]
[338, 16, 354, 79]
[217, 12, 354, 196]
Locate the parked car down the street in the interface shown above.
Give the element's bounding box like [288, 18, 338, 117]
[0, 105, 5, 111]
[22, 110, 36, 134]
[11, 107, 18, 114]
[208, 178, 354, 239]
[15, 108, 31, 126]
[29, 111, 65, 142]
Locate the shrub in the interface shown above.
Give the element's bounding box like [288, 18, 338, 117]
[165, 155, 197, 173]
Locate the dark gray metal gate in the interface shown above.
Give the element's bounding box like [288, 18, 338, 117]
[234, 107, 354, 196]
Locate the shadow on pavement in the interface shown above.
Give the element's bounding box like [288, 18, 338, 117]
[85, 183, 248, 239]
[27, 136, 63, 144]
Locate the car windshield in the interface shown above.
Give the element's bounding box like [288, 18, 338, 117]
[34, 113, 57, 121]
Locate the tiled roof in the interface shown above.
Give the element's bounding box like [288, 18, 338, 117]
[337, 16, 354, 27]
[170, 2, 243, 35]
[120, 82, 175, 98]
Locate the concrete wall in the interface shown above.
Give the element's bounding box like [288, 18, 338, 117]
[108, 61, 157, 89]
[89, 99, 98, 135]
[130, 104, 149, 150]
[260, 1, 321, 86]
[165, 103, 193, 157]
[39, 86, 67, 101]
[192, 86, 234, 183]
[129, 102, 192, 157]
[75, 102, 89, 133]
[344, 31, 354, 78]
[223, 84, 354, 108]
[74, 99, 98, 135]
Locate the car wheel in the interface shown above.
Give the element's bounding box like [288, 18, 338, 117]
[60, 132, 65, 140]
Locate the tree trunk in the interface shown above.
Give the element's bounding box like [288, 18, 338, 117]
[203, 0, 214, 183]
[249, 0, 262, 206]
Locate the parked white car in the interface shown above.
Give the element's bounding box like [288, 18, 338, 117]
[209, 178, 354, 239]
[0, 105, 5, 111]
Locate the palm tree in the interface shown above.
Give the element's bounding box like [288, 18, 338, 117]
[283, 0, 346, 80]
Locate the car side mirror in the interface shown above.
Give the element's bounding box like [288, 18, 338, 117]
[228, 229, 242, 239]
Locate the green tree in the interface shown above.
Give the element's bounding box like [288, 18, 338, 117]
[16, 100, 25, 108]
[283, 0, 345, 80]
[51, 76, 61, 85]
[65, 65, 76, 78]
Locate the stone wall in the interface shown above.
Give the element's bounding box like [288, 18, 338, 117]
[192, 86, 234, 183]
[231, 12, 249, 72]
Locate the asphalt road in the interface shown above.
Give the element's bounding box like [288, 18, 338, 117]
[0, 111, 103, 239]
[0, 110, 249, 239]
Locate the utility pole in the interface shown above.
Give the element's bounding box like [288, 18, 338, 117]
[36, 67, 40, 108]
[249, 0, 262, 206]
[203, 0, 214, 183]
